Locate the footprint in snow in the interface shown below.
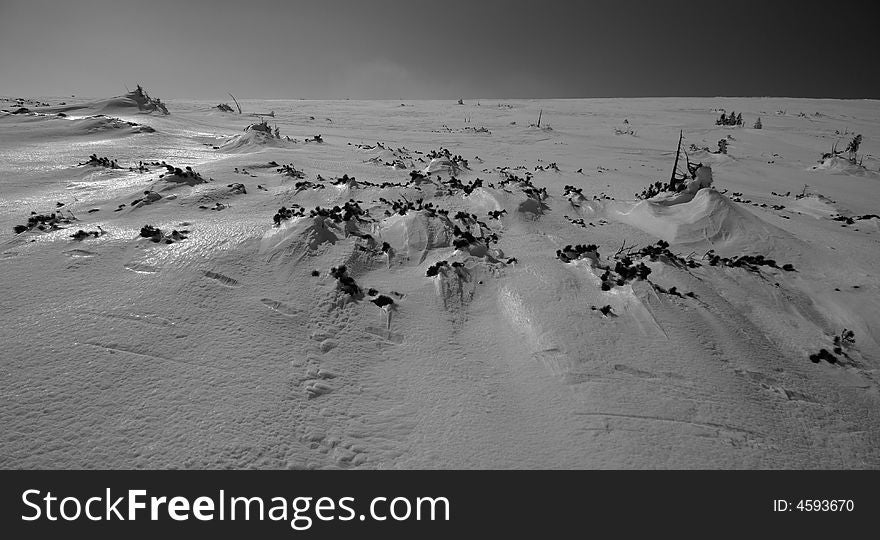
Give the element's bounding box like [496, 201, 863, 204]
[203, 270, 240, 287]
[364, 326, 404, 344]
[123, 262, 159, 274]
[65, 249, 96, 258]
[260, 298, 302, 317]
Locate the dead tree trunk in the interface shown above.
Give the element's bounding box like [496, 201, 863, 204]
[669, 130, 683, 189]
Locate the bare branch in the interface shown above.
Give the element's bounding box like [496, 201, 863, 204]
[227, 92, 242, 114]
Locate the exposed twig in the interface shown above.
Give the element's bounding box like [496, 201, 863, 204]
[227, 92, 242, 114]
[615, 239, 636, 257]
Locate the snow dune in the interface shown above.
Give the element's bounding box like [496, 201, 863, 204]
[1, 95, 879, 469]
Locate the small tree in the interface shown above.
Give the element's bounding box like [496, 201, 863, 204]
[845, 134, 862, 163]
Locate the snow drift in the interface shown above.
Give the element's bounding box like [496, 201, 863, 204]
[220, 121, 294, 152]
[378, 211, 454, 264]
[602, 188, 794, 252]
[34, 87, 169, 116]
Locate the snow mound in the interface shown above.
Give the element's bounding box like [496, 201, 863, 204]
[261, 215, 341, 257]
[605, 188, 792, 251]
[463, 188, 503, 215]
[220, 122, 293, 152]
[36, 88, 169, 116]
[517, 197, 546, 216]
[423, 157, 463, 176]
[0, 113, 155, 137]
[651, 165, 715, 206]
[427, 255, 501, 316]
[810, 156, 879, 178]
[789, 193, 841, 218]
[378, 211, 454, 264]
[154, 171, 210, 190]
[75, 115, 156, 134]
[180, 182, 248, 207]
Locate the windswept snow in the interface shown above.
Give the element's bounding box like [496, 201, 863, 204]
[1, 95, 879, 469]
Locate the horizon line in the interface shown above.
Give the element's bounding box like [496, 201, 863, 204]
[5, 93, 880, 102]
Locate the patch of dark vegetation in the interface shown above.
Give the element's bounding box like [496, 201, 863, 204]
[564, 215, 589, 228]
[79, 154, 122, 169]
[310, 200, 370, 224]
[378, 197, 445, 217]
[833, 328, 855, 356]
[557, 240, 703, 295]
[425, 260, 449, 277]
[198, 202, 228, 211]
[454, 211, 492, 230]
[438, 176, 483, 196]
[634, 240, 698, 269]
[590, 305, 615, 317]
[426, 257, 507, 279]
[277, 163, 306, 179]
[426, 148, 468, 169]
[821, 134, 864, 166]
[534, 162, 559, 172]
[273, 205, 306, 225]
[227, 183, 247, 195]
[831, 214, 879, 225]
[329, 173, 357, 186]
[330, 265, 360, 296]
[651, 283, 696, 299]
[293, 180, 326, 192]
[327, 173, 411, 189]
[158, 163, 209, 182]
[244, 120, 287, 140]
[13, 210, 75, 234]
[487, 209, 507, 220]
[130, 190, 162, 207]
[704, 250, 795, 272]
[556, 244, 600, 264]
[70, 227, 105, 240]
[452, 226, 496, 251]
[637, 132, 704, 199]
[371, 295, 394, 308]
[495, 171, 548, 201]
[130, 84, 169, 115]
[139, 225, 187, 244]
[809, 348, 837, 364]
[563, 185, 584, 199]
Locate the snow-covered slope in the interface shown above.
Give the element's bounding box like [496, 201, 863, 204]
[1, 96, 879, 469]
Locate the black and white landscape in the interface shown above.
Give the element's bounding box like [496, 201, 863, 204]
[1, 0, 878, 469]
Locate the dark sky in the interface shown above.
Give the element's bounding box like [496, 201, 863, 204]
[0, 0, 876, 99]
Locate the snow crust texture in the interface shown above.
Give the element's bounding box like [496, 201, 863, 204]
[1, 96, 879, 469]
